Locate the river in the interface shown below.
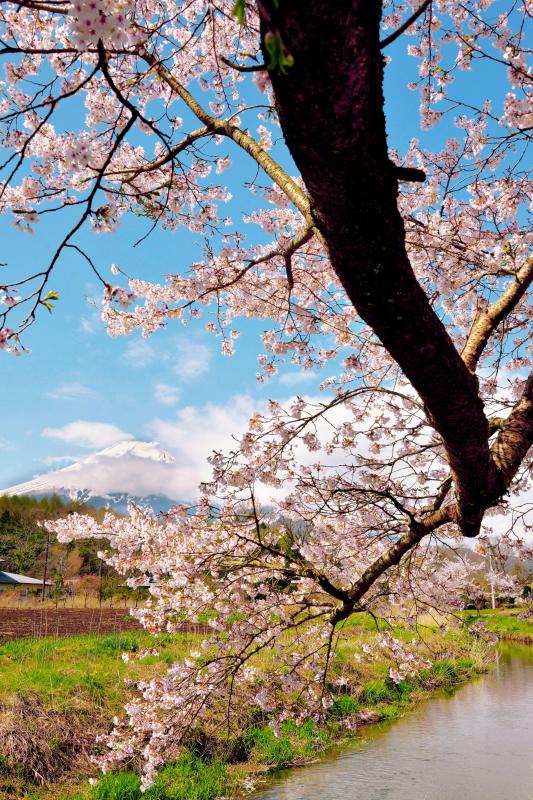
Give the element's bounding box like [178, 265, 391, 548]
[254, 644, 533, 800]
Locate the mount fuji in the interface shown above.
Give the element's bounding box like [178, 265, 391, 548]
[0, 440, 182, 512]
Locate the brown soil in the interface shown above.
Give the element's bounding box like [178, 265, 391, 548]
[0, 608, 208, 640]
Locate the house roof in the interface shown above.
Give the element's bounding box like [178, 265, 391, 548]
[0, 571, 52, 586]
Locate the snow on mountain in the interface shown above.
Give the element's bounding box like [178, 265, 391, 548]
[0, 440, 181, 512]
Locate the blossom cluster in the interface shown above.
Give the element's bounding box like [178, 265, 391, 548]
[69, 0, 131, 50]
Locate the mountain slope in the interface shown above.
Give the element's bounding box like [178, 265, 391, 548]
[0, 441, 180, 512]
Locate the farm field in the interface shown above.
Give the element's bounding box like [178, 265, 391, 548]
[0, 608, 209, 641]
[0, 608, 142, 641]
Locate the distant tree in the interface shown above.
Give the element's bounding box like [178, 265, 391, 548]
[50, 570, 67, 607]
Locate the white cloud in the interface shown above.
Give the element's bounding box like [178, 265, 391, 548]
[146, 395, 257, 498]
[0, 437, 13, 452]
[154, 383, 181, 406]
[124, 339, 158, 368]
[278, 369, 317, 386]
[42, 421, 133, 449]
[43, 454, 79, 467]
[144, 393, 352, 502]
[172, 339, 211, 381]
[124, 336, 211, 382]
[45, 382, 98, 401]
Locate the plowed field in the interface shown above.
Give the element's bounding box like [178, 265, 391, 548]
[0, 608, 207, 640]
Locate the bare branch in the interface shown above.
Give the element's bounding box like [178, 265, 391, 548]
[220, 56, 267, 72]
[380, 0, 433, 49]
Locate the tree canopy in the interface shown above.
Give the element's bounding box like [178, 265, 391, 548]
[0, 0, 531, 786]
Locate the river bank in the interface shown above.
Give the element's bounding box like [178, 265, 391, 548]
[252, 642, 533, 800]
[467, 606, 533, 643]
[0, 610, 505, 800]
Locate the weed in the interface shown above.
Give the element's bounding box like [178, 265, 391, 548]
[329, 694, 360, 720]
[244, 726, 295, 766]
[94, 634, 140, 654]
[362, 680, 394, 705]
[93, 754, 227, 800]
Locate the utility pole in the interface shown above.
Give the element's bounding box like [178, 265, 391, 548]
[98, 557, 103, 608]
[41, 529, 50, 603]
[488, 550, 496, 610]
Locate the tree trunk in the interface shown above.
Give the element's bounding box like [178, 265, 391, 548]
[258, 0, 494, 535]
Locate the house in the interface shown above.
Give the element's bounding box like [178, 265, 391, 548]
[0, 571, 52, 587]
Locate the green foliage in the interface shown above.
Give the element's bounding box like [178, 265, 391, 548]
[93, 772, 141, 800]
[93, 754, 227, 800]
[362, 680, 394, 705]
[51, 571, 68, 605]
[231, 0, 246, 25]
[263, 31, 294, 75]
[465, 608, 533, 641]
[0, 495, 94, 575]
[93, 634, 140, 654]
[329, 694, 360, 720]
[41, 290, 60, 313]
[79, 674, 107, 706]
[243, 725, 295, 766]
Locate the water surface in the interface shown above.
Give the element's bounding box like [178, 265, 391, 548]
[254, 644, 533, 800]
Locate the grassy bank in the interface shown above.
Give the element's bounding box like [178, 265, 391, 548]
[464, 607, 533, 643]
[0, 616, 490, 800]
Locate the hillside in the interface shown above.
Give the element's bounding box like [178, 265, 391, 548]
[0, 495, 106, 582]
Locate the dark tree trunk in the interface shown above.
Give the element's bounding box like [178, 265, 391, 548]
[258, 0, 495, 536]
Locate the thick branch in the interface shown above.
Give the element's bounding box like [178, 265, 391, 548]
[489, 371, 533, 495]
[348, 506, 453, 603]
[258, 0, 490, 537]
[461, 256, 533, 371]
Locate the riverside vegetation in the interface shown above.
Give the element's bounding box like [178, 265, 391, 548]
[3, 611, 529, 800]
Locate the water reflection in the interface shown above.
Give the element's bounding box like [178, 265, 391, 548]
[254, 645, 533, 800]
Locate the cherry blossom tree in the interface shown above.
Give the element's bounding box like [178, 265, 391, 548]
[1, 0, 532, 785]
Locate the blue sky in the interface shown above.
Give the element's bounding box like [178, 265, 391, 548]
[0, 30, 508, 492]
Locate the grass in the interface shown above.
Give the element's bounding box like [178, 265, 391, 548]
[463, 607, 533, 641]
[0, 615, 494, 800]
[92, 754, 229, 800]
[0, 631, 198, 711]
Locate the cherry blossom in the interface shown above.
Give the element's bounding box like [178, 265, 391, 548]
[0, 0, 530, 786]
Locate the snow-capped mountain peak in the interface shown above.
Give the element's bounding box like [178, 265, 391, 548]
[86, 440, 175, 464]
[0, 440, 180, 512]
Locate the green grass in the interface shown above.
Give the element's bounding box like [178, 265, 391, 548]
[0, 615, 492, 800]
[329, 694, 360, 720]
[0, 631, 200, 711]
[464, 608, 533, 641]
[92, 754, 228, 800]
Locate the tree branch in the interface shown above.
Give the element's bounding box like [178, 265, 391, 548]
[461, 256, 533, 371]
[489, 371, 533, 495]
[221, 56, 267, 72]
[348, 506, 453, 603]
[379, 0, 432, 50]
[139, 47, 314, 225]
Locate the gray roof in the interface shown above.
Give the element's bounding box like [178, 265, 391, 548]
[0, 571, 52, 585]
